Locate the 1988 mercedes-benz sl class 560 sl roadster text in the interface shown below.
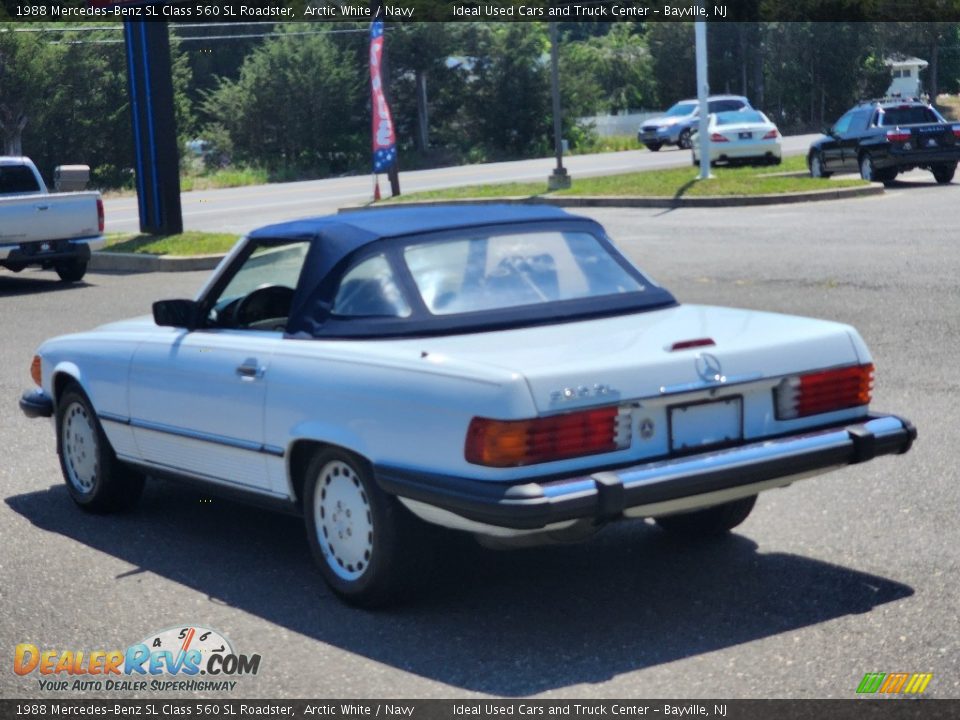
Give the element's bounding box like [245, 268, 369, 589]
[20, 205, 915, 605]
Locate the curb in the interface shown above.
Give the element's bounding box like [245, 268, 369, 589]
[89, 252, 225, 273]
[341, 184, 883, 212]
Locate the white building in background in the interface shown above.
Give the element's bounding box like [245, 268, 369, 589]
[885, 56, 928, 98]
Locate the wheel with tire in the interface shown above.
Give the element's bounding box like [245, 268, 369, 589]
[644, 142, 662, 152]
[57, 384, 144, 513]
[677, 129, 693, 150]
[859, 153, 878, 182]
[932, 162, 956, 184]
[303, 448, 430, 607]
[809, 152, 831, 178]
[55, 259, 88, 283]
[654, 495, 757, 538]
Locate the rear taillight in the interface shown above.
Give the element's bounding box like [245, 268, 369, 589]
[97, 198, 105, 233]
[774, 364, 873, 420]
[710, 133, 729, 143]
[465, 406, 628, 467]
[886, 129, 911, 143]
[30, 355, 42, 387]
[952, 124, 960, 139]
[763, 129, 779, 139]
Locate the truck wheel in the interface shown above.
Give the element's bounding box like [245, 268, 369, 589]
[55, 259, 88, 283]
[303, 448, 431, 607]
[859, 154, 877, 182]
[932, 163, 956, 184]
[678, 129, 693, 150]
[644, 142, 662, 152]
[654, 495, 757, 538]
[57, 383, 144, 513]
[876, 168, 898, 186]
[809, 152, 832, 178]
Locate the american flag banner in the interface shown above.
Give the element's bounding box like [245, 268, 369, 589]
[370, 19, 398, 175]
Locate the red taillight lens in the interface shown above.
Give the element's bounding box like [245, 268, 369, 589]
[30, 355, 42, 387]
[775, 364, 873, 420]
[763, 129, 779, 139]
[97, 198, 105, 233]
[710, 133, 728, 143]
[952, 124, 960, 139]
[465, 406, 625, 467]
[886, 129, 911, 143]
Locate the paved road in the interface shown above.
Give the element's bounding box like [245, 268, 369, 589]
[104, 136, 819, 236]
[2, 173, 957, 700]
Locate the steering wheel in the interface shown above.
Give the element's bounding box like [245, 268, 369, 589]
[234, 284, 296, 328]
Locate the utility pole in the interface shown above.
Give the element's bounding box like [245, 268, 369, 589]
[695, 14, 712, 181]
[548, 22, 570, 191]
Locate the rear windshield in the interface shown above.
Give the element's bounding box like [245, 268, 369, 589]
[403, 231, 646, 316]
[716, 110, 764, 125]
[0, 165, 41, 195]
[878, 106, 941, 126]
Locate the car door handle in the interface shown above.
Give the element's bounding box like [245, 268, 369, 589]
[35, 204, 50, 211]
[236, 359, 264, 380]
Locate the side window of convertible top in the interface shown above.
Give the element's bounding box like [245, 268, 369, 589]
[209, 240, 310, 329]
[332, 254, 411, 318]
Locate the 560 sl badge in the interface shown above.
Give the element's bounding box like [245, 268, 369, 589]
[549, 383, 618, 404]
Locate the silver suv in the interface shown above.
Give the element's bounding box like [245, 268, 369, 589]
[638, 95, 752, 151]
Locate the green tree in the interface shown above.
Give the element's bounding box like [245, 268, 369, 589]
[0, 27, 59, 156]
[202, 25, 366, 176]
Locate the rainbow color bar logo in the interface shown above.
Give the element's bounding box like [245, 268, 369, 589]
[857, 672, 933, 694]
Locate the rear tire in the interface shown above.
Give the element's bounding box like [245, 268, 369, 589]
[55, 259, 88, 283]
[56, 384, 144, 513]
[932, 162, 956, 184]
[655, 495, 757, 538]
[303, 448, 432, 607]
[678, 129, 693, 150]
[809, 152, 831, 178]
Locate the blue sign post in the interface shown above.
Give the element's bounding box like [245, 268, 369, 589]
[123, 21, 183, 235]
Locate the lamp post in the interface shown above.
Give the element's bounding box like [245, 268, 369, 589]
[548, 22, 571, 191]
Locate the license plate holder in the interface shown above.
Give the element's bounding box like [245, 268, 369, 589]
[669, 396, 743, 452]
[739, 131, 752, 140]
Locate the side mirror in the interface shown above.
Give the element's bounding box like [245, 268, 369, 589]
[822, 125, 836, 137]
[153, 299, 203, 330]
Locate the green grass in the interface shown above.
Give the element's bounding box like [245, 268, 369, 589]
[179, 166, 269, 192]
[105, 231, 239, 256]
[571, 134, 645, 154]
[383, 154, 867, 203]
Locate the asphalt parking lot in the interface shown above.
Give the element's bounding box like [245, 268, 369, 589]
[2, 172, 958, 699]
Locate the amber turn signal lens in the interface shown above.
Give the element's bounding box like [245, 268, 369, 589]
[465, 406, 622, 467]
[30, 355, 42, 387]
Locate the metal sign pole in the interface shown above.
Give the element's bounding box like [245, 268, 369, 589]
[695, 16, 712, 181]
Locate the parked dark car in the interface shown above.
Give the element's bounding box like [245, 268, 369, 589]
[808, 98, 960, 185]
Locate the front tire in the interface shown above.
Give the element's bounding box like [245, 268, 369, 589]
[303, 448, 430, 607]
[55, 259, 88, 283]
[859, 153, 878, 182]
[932, 162, 956, 184]
[56, 384, 144, 512]
[644, 142, 662, 152]
[654, 495, 757, 538]
[809, 152, 831, 178]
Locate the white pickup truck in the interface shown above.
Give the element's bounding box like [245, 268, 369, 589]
[0, 157, 105, 282]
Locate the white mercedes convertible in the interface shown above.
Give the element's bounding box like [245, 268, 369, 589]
[20, 206, 915, 605]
